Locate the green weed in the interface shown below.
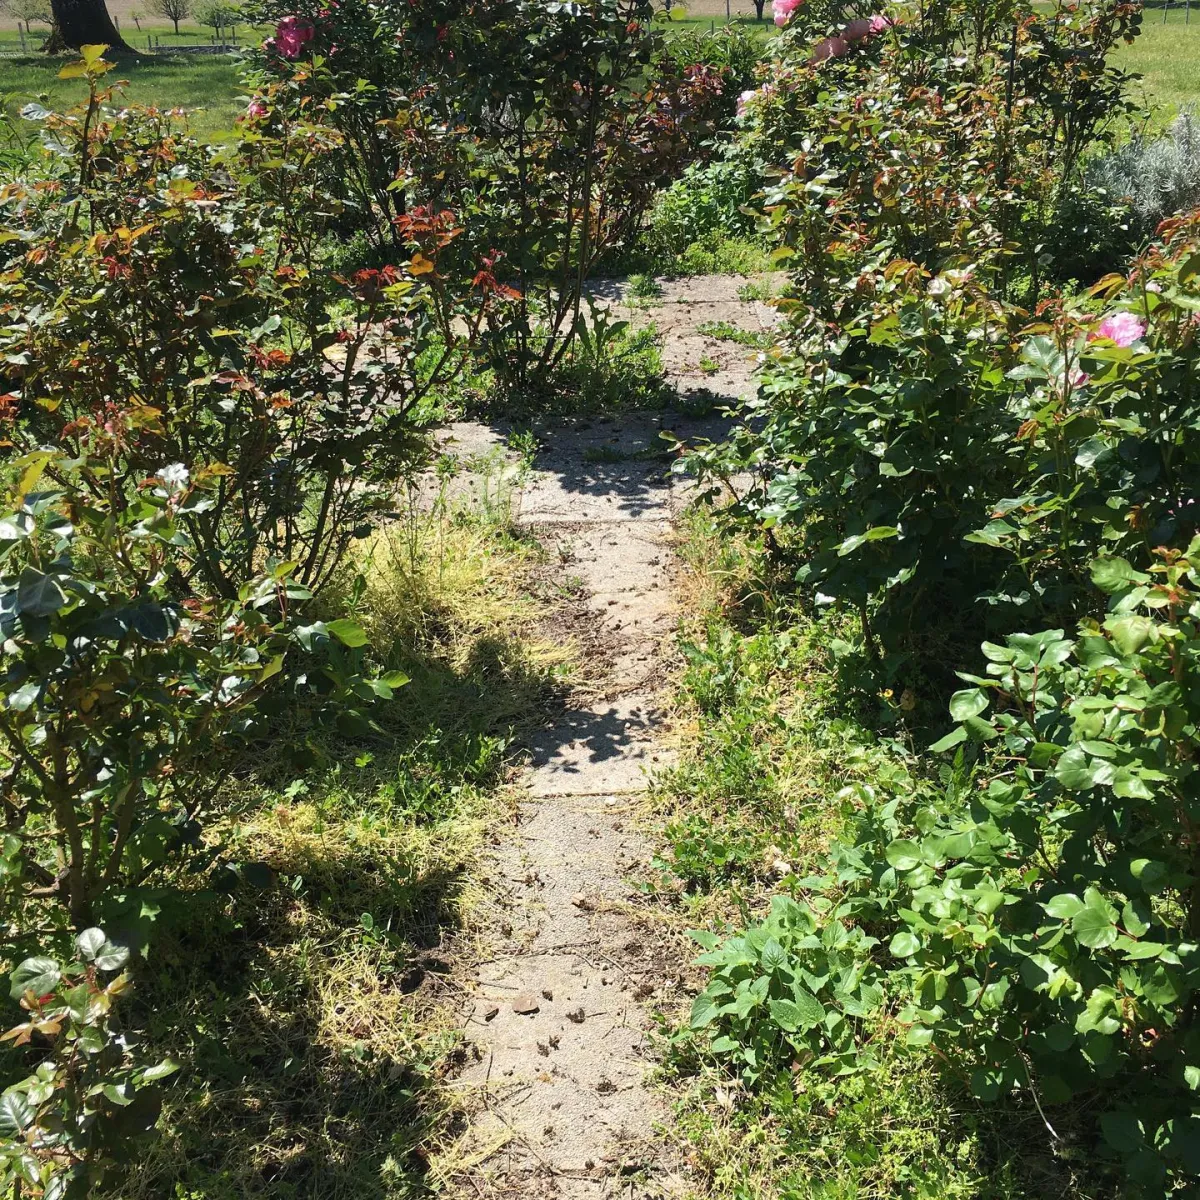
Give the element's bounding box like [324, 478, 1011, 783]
[655, 509, 1108, 1200]
[697, 319, 770, 349]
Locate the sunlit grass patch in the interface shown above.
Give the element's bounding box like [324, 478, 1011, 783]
[103, 492, 564, 1199]
[1116, 12, 1200, 122]
[1, 53, 245, 141]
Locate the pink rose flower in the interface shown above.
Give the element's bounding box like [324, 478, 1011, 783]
[810, 34, 850, 62]
[246, 98, 268, 119]
[773, 0, 801, 24]
[1091, 311, 1146, 348]
[869, 13, 893, 32]
[274, 15, 315, 59]
[736, 88, 757, 117]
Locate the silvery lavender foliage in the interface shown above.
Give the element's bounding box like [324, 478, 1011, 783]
[1090, 111, 1200, 232]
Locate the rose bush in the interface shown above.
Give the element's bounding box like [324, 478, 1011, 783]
[242, 0, 729, 386]
[682, 4, 1200, 1190]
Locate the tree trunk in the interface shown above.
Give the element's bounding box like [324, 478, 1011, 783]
[48, 0, 134, 51]
[754, 0, 765, 18]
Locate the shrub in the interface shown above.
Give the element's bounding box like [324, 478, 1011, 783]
[1090, 111, 1200, 238]
[644, 156, 763, 262]
[691, 541, 1200, 1193]
[685, 200, 1200, 664]
[679, 7, 1200, 1191]
[740, 0, 1138, 308]
[2, 53, 484, 601]
[0, 930, 176, 1195]
[245, 0, 729, 385]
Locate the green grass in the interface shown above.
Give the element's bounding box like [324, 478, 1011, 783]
[1, 52, 245, 139]
[0, 19, 260, 51]
[652, 509, 1121, 1199]
[1115, 11, 1200, 121]
[90, 484, 567, 1199]
[663, 13, 777, 39]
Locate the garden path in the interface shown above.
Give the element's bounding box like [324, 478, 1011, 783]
[442, 275, 773, 1198]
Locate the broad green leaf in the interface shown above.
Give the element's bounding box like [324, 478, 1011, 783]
[771, 987, 825, 1032]
[16, 567, 67, 617]
[885, 840, 921, 870]
[889, 931, 921, 958]
[1072, 893, 1119, 949]
[1091, 557, 1149, 595]
[1055, 745, 1106, 791]
[1043, 893, 1085, 920]
[1104, 614, 1154, 656]
[690, 991, 721, 1029]
[962, 715, 1000, 741]
[0, 1089, 34, 1134]
[326, 618, 369, 648]
[1100, 1111, 1145, 1154]
[948, 689, 988, 720]
[75, 928, 106, 961]
[929, 726, 967, 753]
[10, 956, 60, 1000]
[139, 1059, 179, 1082]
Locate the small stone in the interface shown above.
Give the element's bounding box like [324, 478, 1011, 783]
[512, 993, 540, 1015]
[483, 1005, 500, 1022]
[541, 988, 554, 1001]
[567, 1007, 586, 1024]
[596, 1078, 617, 1095]
[571, 892, 592, 910]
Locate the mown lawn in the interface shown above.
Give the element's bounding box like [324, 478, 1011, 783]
[1, 53, 245, 140]
[1114, 11, 1200, 120]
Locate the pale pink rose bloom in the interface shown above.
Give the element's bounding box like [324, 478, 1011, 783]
[1067, 366, 1090, 390]
[869, 13, 893, 31]
[1092, 311, 1146, 347]
[811, 35, 850, 62]
[246, 99, 268, 119]
[736, 88, 757, 117]
[773, 0, 800, 23]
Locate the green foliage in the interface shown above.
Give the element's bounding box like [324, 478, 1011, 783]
[687, 211, 1200, 663]
[4, 79, 482, 601]
[0, 452, 312, 934]
[0, 929, 177, 1195]
[246, 0, 730, 386]
[691, 542, 1200, 1192]
[688, 895, 885, 1083]
[674, 2, 1200, 1194]
[0, 48, 501, 1191]
[617, 153, 770, 277]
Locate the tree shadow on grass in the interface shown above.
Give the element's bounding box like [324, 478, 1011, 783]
[111, 631, 563, 1198]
